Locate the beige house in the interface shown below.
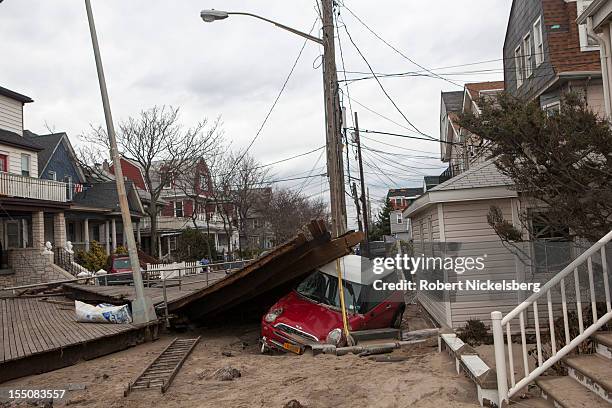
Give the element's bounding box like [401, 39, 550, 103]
[404, 160, 526, 328]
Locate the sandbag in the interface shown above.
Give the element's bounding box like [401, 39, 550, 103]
[75, 300, 132, 324]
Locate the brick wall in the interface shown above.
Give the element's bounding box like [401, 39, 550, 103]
[0, 248, 73, 288]
[543, 0, 600, 73]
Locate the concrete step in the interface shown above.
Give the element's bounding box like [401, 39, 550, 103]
[592, 331, 612, 360]
[536, 376, 610, 408]
[563, 354, 612, 403]
[509, 396, 553, 407]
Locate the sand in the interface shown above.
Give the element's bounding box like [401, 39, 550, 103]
[2, 323, 480, 408]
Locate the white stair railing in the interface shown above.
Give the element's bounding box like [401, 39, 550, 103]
[492, 230, 612, 406]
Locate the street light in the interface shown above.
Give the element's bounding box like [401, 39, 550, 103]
[199, 5, 347, 238]
[200, 9, 323, 44]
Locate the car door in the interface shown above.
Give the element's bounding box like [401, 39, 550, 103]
[361, 274, 402, 329]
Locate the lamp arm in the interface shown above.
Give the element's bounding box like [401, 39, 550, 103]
[227, 12, 323, 44]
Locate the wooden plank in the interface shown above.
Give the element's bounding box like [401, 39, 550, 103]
[14, 298, 35, 357]
[166, 233, 309, 311]
[179, 231, 364, 319]
[32, 296, 70, 350]
[0, 300, 7, 362]
[8, 298, 25, 359]
[23, 299, 49, 355]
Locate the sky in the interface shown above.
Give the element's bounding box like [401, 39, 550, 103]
[0, 0, 511, 227]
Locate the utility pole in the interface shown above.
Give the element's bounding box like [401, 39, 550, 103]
[351, 182, 363, 232]
[321, 0, 347, 238]
[353, 112, 369, 256]
[85, 0, 156, 324]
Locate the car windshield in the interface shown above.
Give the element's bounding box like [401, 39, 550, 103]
[113, 258, 131, 269]
[296, 270, 366, 313]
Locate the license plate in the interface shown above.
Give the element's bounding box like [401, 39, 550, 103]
[282, 342, 302, 354]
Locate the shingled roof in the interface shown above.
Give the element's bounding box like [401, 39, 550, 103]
[0, 129, 43, 151]
[429, 159, 513, 191]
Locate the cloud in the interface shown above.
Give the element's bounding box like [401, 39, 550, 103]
[0, 0, 510, 224]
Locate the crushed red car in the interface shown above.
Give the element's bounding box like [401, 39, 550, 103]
[261, 254, 405, 354]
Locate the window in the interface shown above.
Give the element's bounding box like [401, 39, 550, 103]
[515, 45, 524, 88]
[531, 212, 572, 274]
[543, 101, 561, 116]
[21, 154, 30, 177]
[168, 236, 178, 251]
[523, 33, 533, 78]
[396, 213, 403, 224]
[0, 154, 7, 172]
[161, 172, 173, 189]
[577, 0, 598, 51]
[174, 200, 184, 217]
[533, 17, 544, 66]
[48, 171, 57, 180]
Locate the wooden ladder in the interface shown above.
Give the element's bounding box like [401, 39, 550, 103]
[124, 337, 201, 395]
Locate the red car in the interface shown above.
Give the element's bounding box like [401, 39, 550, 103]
[261, 255, 405, 354]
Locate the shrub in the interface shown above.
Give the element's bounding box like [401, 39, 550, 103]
[457, 319, 489, 346]
[75, 240, 108, 272]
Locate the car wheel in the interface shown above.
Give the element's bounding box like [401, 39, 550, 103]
[391, 306, 405, 329]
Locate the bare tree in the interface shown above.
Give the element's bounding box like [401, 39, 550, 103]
[261, 187, 329, 245]
[83, 106, 223, 256]
[232, 153, 270, 253]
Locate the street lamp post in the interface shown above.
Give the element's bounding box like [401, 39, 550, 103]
[84, 0, 156, 324]
[200, 3, 347, 238]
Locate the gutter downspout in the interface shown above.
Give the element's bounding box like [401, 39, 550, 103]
[587, 16, 612, 119]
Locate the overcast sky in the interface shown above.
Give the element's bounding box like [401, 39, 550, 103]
[0, 0, 510, 225]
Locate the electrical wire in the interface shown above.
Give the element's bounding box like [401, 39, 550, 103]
[341, 21, 436, 140]
[226, 17, 319, 177]
[338, 2, 462, 88]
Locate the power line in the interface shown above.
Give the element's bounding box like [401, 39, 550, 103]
[256, 145, 325, 170]
[341, 21, 436, 140]
[355, 128, 462, 145]
[227, 18, 319, 177]
[338, 2, 462, 88]
[360, 134, 438, 155]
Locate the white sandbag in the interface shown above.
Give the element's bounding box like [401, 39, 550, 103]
[95, 269, 108, 276]
[75, 300, 132, 324]
[77, 271, 92, 278]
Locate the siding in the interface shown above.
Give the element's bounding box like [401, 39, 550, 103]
[40, 139, 84, 183]
[0, 144, 38, 177]
[0, 94, 23, 134]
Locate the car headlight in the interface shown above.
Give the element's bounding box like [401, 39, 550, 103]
[264, 307, 283, 323]
[325, 328, 344, 346]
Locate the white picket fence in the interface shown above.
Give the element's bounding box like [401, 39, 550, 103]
[146, 261, 201, 280]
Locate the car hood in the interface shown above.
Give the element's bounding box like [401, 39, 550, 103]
[270, 291, 344, 341]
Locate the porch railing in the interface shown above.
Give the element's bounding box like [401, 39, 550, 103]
[0, 172, 69, 202]
[491, 230, 612, 406]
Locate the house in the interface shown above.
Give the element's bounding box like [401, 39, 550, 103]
[387, 187, 423, 240]
[111, 156, 240, 260]
[0, 86, 73, 286]
[504, 0, 604, 115]
[403, 0, 604, 329]
[440, 82, 505, 177]
[23, 131, 147, 255]
[577, 0, 612, 117]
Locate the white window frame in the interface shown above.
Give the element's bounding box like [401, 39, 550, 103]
[174, 200, 184, 217]
[20, 154, 30, 177]
[396, 213, 403, 224]
[577, 0, 598, 51]
[523, 33, 533, 78]
[533, 17, 544, 66]
[515, 45, 524, 88]
[48, 170, 57, 180]
[543, 101, 561, 116]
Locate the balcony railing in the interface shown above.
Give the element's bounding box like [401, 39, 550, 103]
[0, 172, 69, 202]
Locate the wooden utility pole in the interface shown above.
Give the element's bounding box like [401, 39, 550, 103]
[321, 0, 347, 238]
[85, 0, 155, 323]
[353, 112, 369, 256]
